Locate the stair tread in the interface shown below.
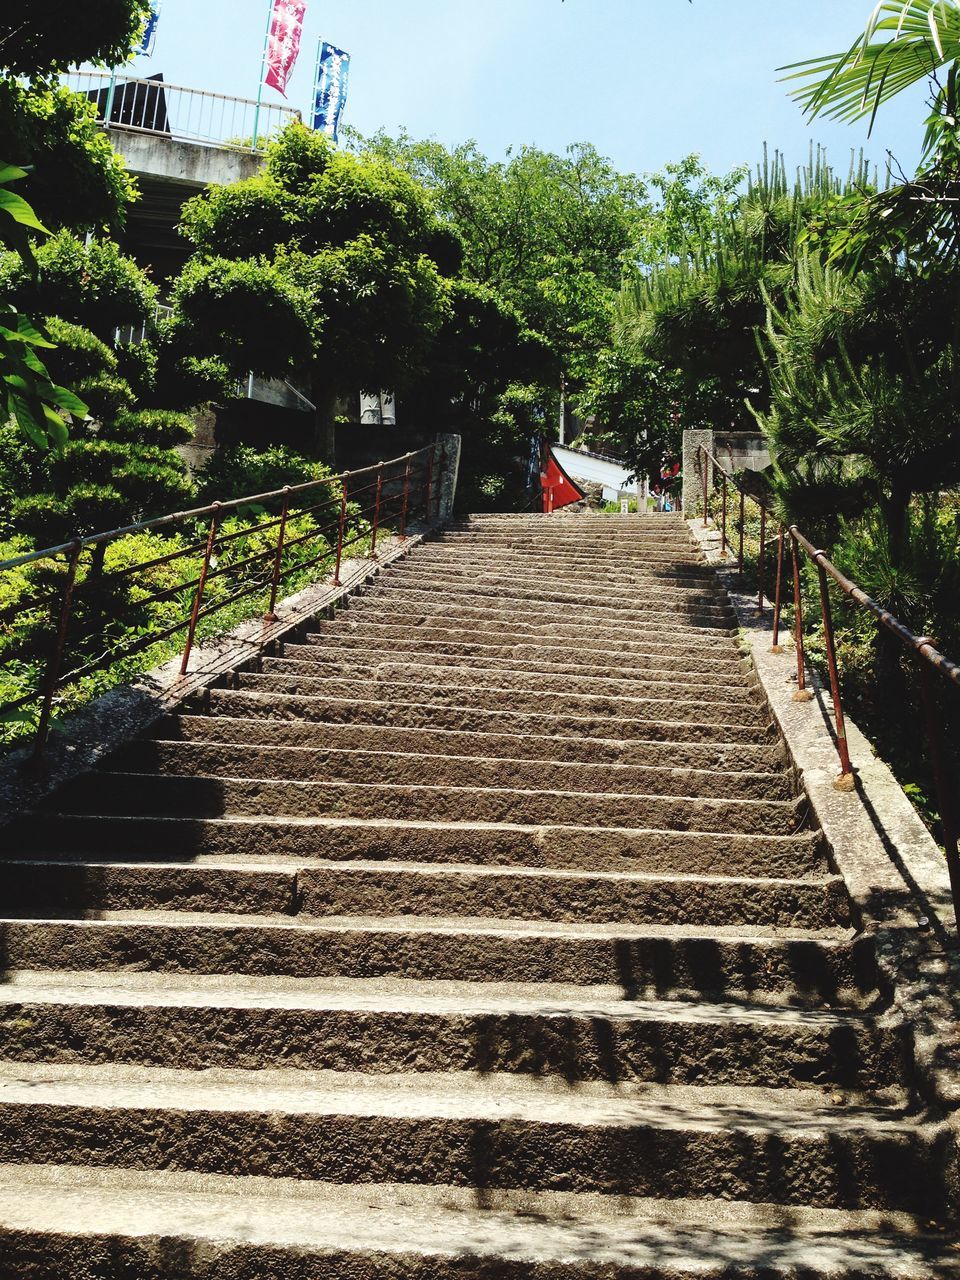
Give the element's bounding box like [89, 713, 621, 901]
[2, 910, 852, 941]
[0, 1063, 919, 1131]
[159, 715, 778, 760]
[3, 1165, 957, 1277]
[84, 769, 797, 812]
[137, 740, 789, 782]
[31, 810, 822, 841]
[0, 970, 881, 1024]
[0, 856, 835, 889]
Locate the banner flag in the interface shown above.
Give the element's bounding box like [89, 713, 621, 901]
[312, 41, 350, 142]
[137, 0, 162, 57]
[265, 0, 307, 97]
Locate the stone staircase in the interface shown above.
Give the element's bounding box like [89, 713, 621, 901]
[0, 512, 957, 1277]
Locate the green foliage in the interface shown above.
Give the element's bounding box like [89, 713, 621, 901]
[782, 0, 960, 149]
[169, 255, 315, 378]
[0, 81, 136, 233]
[0, 168, 87, 450]
[170, 123, 454, 450]
[1, 320, 192, 545]
[616, 147, 875, 429]
[195, 444, 332, 507]
[0, 231, 157, 340]
[753, 255, 960, 564]
[0, 0, 151, 79]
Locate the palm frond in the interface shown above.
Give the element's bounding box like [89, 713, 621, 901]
[780, 1, 960, 131]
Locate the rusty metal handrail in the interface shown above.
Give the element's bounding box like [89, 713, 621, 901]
[697, 445, 960, 934]
[1, 446, 440, 760]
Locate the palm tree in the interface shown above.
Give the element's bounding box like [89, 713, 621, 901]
[782, 1, 960, 152]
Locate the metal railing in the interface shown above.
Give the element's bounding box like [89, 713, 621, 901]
[0, 447, 439, 760]
[63, 71, 300, 152]
[697, 445, 960, 933]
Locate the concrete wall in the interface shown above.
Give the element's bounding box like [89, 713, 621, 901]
[682, 429, 771, 513]
[107, 127, 263, 188]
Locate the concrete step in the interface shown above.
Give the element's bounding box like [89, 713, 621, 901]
[0, 971, 907, 1092]
[369, 575, 734, 616]
[393, 558, 723, 589]
[0, 914, 876, 1003]
[0, 858, 847, 930]
[231, 674, 771, 728]
[328, 606, 738, 647]
[120, 741, 795, 802]
[343, 594, 736, 634]
[0, 1064, 941, 1211]
[12, 814, 829, 878]
[199, 689, 775, 746]
[258, 656, 757, 707]
[3, 1167, 957, 1278]
[306, 621, 747, 668]
[156, 715, 790, 773]
[428, 544, 705, 565]
[0, 859, 299, 917]
[51, 773, 802, 836]
[286, 638, 749, 681]
[292, 861, 849, 930]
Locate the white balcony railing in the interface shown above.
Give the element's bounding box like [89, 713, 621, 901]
[64, 71, 301, 153]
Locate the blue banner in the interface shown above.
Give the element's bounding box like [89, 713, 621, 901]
[312, 41, 350, 142]
[138, 0, 162, 56]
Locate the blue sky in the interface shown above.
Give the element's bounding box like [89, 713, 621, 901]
[125, 0, 928, 181]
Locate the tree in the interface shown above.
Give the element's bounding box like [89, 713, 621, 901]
[168, 124, 454, 459]
[354, 133, 654, 411]
[0, 229, 157, 342]
[0, 2, 148, 232]
[1, 320, 192, 549]
[753, 255, 960, 568]
[0, 1, 151, 79]
[614, 148, 875, 431]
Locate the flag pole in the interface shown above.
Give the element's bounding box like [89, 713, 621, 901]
[310, 37, 322, 130]
[252, 0, 274, 151]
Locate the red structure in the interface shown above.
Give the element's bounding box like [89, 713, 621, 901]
[540, 444, 587, 513]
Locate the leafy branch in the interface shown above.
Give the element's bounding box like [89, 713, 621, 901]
[0, 165, 86, 448]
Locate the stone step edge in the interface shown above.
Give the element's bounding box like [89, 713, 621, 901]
[0, 857, 836, 891]
[0, 1062, 921, 1134]
[0, 970, 883, 1026]
[128, 742, 791, 786]
[6, 1166, 956, 1275]
[80, 771, 799, 816]
[157, 715, 787, 761]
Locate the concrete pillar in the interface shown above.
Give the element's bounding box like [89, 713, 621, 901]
[435, 433, 462, 523]
[682, 429, 715, 517]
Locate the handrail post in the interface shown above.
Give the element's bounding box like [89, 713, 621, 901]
[180, 504, 221, 677]
[771, 526, 785, 653]
[369, 464, 384, 558]
[33, 540, 83, 759]
[720, 472, 728, 557]
[424, 444, 435, 523]
[702, 449, 710, 528]
[333, 476, 348, 586]
[915, 648, 960, 934]
[814, 553, 854, 788]
[737, 489, 745, 579]
[757, 504, 767, 613]
[790, 530, 813, 703]
[399, 461, 412, 538]
[264, 486, 291, 623]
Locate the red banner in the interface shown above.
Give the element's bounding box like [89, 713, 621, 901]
[265, 0, 307, 97]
